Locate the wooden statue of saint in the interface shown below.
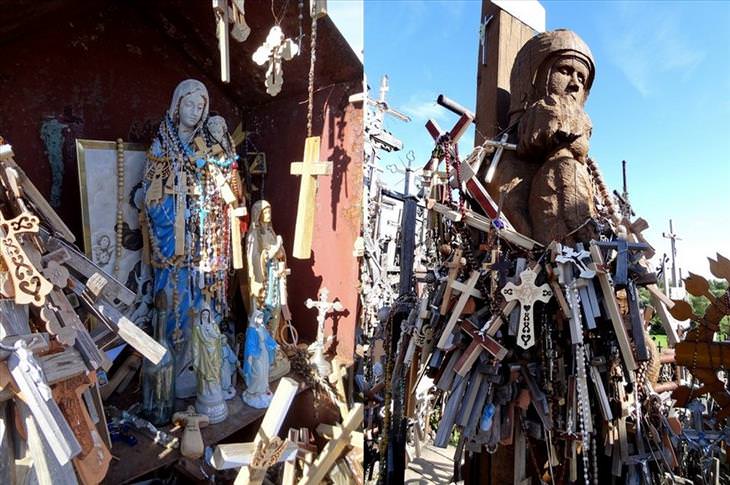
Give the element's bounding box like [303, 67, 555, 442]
[485, 30, 598, 245]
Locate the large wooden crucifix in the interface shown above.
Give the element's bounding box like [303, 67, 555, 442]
[290, 136, 333, 259]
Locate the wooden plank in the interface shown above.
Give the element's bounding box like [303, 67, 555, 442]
[38, 348, 87, 385]
[213, 441, 297, 468]
[105, 379, 306, 484]
[17, 400, 79, 485]
[589, 243, 637, 379]
[40, 234, 135, 307]
[7, 160, 76, 243]
[0, 333, 49, 361]
[296, 404, 363, 485]
[9, 346, 82, 466]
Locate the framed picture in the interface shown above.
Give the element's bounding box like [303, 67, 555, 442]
[76, 139, 153, 327]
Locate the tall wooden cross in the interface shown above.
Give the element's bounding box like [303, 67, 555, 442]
[662, 219, 682, 288]
[290, 137, 332, 259]
[501, 268, 552, 349]
[0, 212, 53, 306]
[436, 270, 483, 349]
[211, 377, 300, 485]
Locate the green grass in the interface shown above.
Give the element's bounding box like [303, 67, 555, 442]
[650, 333, 668, 351]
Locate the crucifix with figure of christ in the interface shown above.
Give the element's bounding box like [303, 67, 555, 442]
[290, 137, 332, 259]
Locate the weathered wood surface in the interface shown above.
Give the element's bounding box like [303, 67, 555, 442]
[104, 378, 304, 484]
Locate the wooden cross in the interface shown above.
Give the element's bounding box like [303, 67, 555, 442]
[594, 238, 651, 289]
[212, 0, 231, 83]
[290, 137, 333, 259]
[453, 319, 507, 376]
[173, 405, 210, 459]
[164, 171, 189, 257]
[252, 26, 299, 96]
[211, 378, 300, 485]
[0, 211, 53, 306]
[296, 403, 363, 485]
[6, 340, 82, 466]
[439, 249, 465, 315]
[436, 270, 483, 350]
[589, 242, 638, 380]
[501, 268, 552, 349]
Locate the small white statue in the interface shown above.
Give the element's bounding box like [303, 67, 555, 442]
[220, 333, 238, 400]
[241, 309, 277, 409]
[191, 310, 228, 423]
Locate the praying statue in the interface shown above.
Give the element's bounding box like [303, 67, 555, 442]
[191, 309, 228, 423]
[245, 200, 289, 338]
[241, 309, 277, 409]
[143, 79, 239, 399]
[485, 30, 597, 245]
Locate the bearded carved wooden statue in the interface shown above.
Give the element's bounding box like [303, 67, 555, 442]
[487, 29, 597, 245]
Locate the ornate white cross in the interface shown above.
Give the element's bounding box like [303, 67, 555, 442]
[252, 26, 299, 97]
[501, 268, 552, 349]
[306, 287, 344, 378]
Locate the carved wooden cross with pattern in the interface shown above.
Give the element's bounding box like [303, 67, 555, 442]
[0, 212, 53, 306]
[290, 137, 332, 259]
[501, 268, 552, 349]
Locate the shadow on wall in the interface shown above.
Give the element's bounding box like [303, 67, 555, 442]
[327, 87, 352, 232]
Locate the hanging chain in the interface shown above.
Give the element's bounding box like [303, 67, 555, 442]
[306, 12, 318, 137]
[114, 138, 125, 278]
[270, 0, 291, 26]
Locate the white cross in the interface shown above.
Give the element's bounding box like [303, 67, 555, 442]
[211, 378, 299, 485]
[501, 268, 552, 349]
[252, 26, 299, 97]
[305, 287, 344, 351]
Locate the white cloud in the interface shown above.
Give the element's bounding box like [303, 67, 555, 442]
[601, 6, 705, 96]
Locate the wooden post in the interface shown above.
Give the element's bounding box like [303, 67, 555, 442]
[290, 137, 333, 259]
[296, 404, 363, 485]
[474, 0, 544, 144]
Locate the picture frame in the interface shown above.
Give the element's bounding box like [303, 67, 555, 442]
[76, 139, 153, 327]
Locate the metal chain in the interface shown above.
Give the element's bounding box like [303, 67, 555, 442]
[114, 138, 125, 278]
[306, 13, 317, 137]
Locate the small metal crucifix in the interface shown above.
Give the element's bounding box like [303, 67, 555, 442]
[501, 268, 552, 349]
[305, 287, 344, 378]
[252, 26, 299, 96]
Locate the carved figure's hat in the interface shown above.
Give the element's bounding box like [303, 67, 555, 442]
[509, 29, 595, 117]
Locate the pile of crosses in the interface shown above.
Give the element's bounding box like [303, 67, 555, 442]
[383, 110, 730, 483]
[0, 138, 166, 483]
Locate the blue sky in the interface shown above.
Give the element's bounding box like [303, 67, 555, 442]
[362, 0, 730, 279]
